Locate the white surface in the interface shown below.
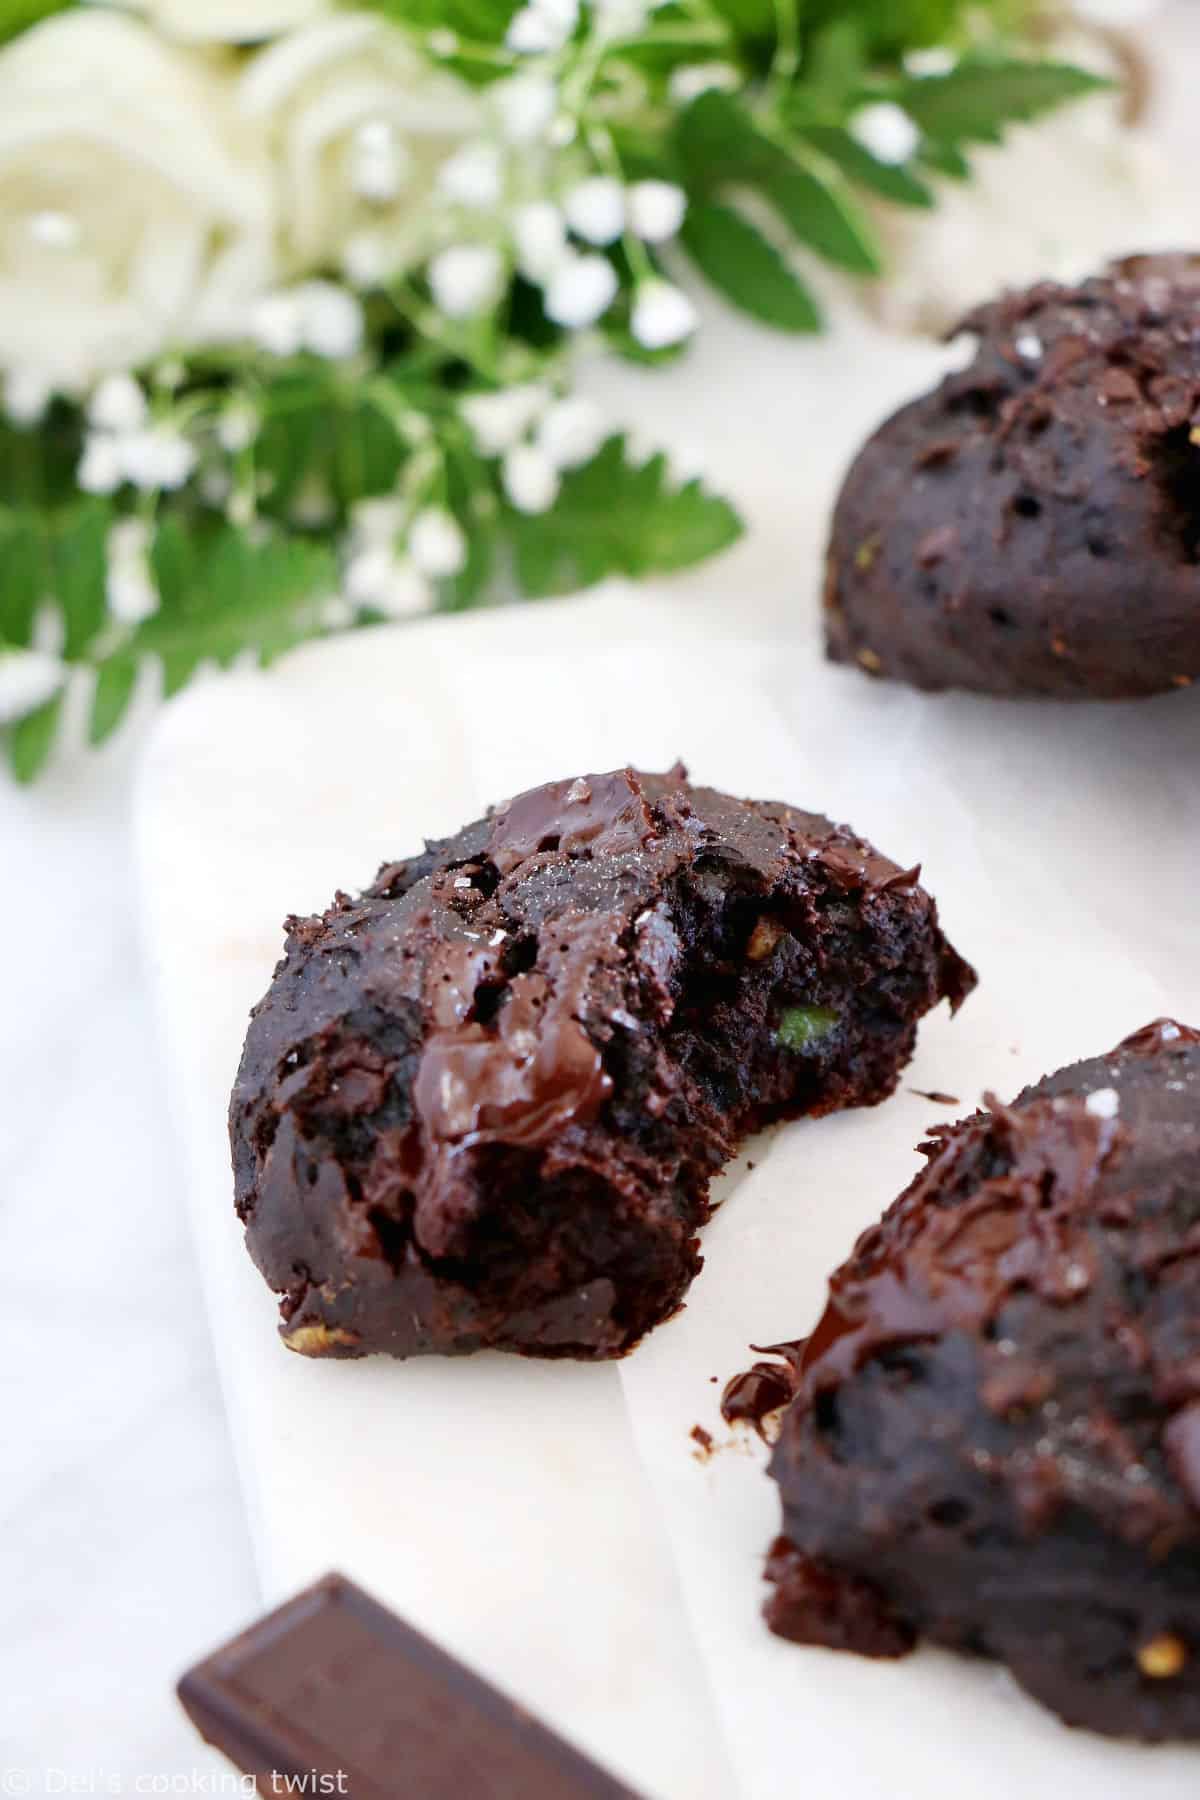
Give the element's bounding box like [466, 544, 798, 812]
[6, 5, 1200, 1781]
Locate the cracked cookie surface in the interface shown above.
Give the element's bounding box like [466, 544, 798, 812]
[230, 766, 973, 1361]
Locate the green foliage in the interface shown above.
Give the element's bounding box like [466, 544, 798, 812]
[8, 694, 63, 784]
[891, 55, 1111, 148]
[509, 435, 742, 596]
[682, 202, 820, 332]
[0, 0, 71, 45]
[0, 0, 1111, 779]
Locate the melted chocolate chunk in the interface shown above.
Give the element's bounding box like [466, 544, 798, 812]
[767, 1021, 1200, 1740]
[231, 767, 973, 1361]
[826, 255, 1200, 698]
[721, 1341, 808, 1438]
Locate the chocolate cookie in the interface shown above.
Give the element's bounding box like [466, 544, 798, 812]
[825, 255, 1200, 698]
[767, 1019, 1200, 1739]
[230, 766, 973, 1362]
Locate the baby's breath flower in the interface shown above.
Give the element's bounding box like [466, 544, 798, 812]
[850, 102, 920, 166]
[0, 649, 64, 726]
[408, 507, 468, 578]
[121, 426, 197, 492]
[461, 383, 550, 456]
[592, 0, 653, 43]
[512, 202, 569, 282]
[351, 495, 407, 546]
[668, 62, 741, 106]
[627, 180, 686, 244]
[88, 373, 147, 436]
[217, 399, 260, 456]
[251, 291, 305, 358]
[492, 72, 558, 145]
[631, 278, 697, 350]
[503, 442, 560, 514]
[341, 232, 390, 288]
[345, 543, 401, 605]
[26, 209, 80, 252]
[349, 119, 409, 203]
[543, 252, 618, 329]
[535, 395, 606, 470]
[902, 48, 956, 77]
[4, 369, 52, 427]
[297, 282, 364, 359]
[437, 143, 505, 210]
[106, 518, 159, 625]
[563, 177, 625, 247]
[78, 434, 124, 496]
[506, 0, 578, 55]
[429, 244, 505, 318]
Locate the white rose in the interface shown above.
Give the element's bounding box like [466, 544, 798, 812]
[238, 13, 480, 279]
[0, 12, 275, 391]
[130, 0, 329, 44]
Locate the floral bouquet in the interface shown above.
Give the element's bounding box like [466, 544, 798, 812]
[0, 0, 1103, 777]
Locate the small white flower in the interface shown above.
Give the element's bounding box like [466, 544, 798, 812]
[341, 233, 390, 288]
[88, 373, 147, 436]
[106, 545, 159, 625]
[503, 443, 560, 514]
[109, 518, 151, 565]
[345, 544, 400, 605]
[217, 399, 260, 455]
[429, 244, 504, 318]
[226, 489, 256, 529]
[460, 383, 550, 456]
[506, 0, 577, 55]
[32, 604, 64, 658]
[349, 119, 409, 204]
[592, 0, 651, 42]
[903, 48, 956, 77]
[121, 426, 197, 492]
[563, 177, 625, 247]
[492, 73, 558, 145]
[1085, 1087, 1121, 1119]
[377, 559, 434, 618]
[3, 369, 52, 427]
[631, 279, 697, 350]
[408, 507, 467, 578]
[320, 595, 357, 630]
[298, 282, 364, 359]
[25, 209, 81, 252]
[667, 62, 740, 105]
[251, 291, 305, 357]
[850, 102, 920, 166]
[0, 649, 64, 726]
[437, 142, 504, 210]
[350, 495, 407, 546]
[511, 202, 568, 283]
[544, 252, 618, 329]
[536, 395, 605, 469]
[627, 180, 686, 244]
[78, 434, 125, 496]
[1015, 332, 1044, 362]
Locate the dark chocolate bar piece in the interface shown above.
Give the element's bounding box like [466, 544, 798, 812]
[178, 1573, 638, 1799]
